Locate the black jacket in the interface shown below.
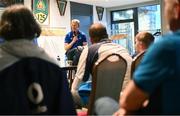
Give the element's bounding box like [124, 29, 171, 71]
[0, 57, 76, 115]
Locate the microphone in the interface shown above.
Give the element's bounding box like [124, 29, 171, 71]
[73, 31, 77, 36]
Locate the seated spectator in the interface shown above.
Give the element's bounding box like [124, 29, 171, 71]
[71, 23, 132, 108]
[132, 32, 154, 58]
[95, 0, 180, 115]
[0, 4, 76, 114]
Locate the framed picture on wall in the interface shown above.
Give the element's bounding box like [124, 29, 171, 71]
[32, 0, 50, 26]
[96, 6, 104, 21]
[0, 0, 24, 7]
[56, 0, 67, 16]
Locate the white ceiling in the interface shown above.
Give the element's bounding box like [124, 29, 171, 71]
[68, 0, 155, 8]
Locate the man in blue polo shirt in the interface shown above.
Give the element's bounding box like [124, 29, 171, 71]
[64, 19, 87, 51]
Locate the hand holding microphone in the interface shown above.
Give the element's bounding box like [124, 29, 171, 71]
[72, 31, 78, 43]
[73, 31, 77, 36]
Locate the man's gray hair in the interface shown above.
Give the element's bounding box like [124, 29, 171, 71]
[71, 19, 80, 25]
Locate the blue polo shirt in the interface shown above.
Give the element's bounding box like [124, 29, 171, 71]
[64, 30, 87, 50]
[134, 30, 180, 114]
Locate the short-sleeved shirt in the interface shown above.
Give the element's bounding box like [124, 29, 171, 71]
[64, 30, 87, 50]
[134, 30, 180, 114]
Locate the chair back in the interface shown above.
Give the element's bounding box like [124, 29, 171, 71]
[131, 51, 145, 78]
[0, 57, 76, 114]
[88, 53, 127, 114]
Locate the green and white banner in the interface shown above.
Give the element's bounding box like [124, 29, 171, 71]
[33, 0, 49, 25]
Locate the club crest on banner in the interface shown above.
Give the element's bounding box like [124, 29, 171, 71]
[33, 0, 49, 25]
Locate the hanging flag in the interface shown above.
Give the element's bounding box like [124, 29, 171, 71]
[33, 0, 49, 24]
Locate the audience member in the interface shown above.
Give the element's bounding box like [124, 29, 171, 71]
[0, 4, 76, 114]
[132, 32, 154, 58]
[0, 4, 51, 68]
[95, 0, 180, 115]
[71, 23, 132, 108]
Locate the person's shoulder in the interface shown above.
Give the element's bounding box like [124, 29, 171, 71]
[78, 30, 86, 35]
[154, 32, 178, 49]
[65, 31, 73, 36]
[108, 42, 128, 50]
[162, 31, 180, 42]
[82, 46, 88, 51]
[89, 43, 99, 47]
[144, 33, 177, 59]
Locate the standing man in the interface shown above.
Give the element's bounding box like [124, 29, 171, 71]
[64, 19, 87, 51]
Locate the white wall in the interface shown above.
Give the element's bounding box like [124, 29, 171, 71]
[24, 0, 109, 33]
[24, 0, 71, 64]
[25, 0, 71, 32]
[49, 0, 71, 31]
[93, 6, 108, 33]
[93, 6, 112, 36]
[24, 0, 105, 64]
[24, 0, 31, 9]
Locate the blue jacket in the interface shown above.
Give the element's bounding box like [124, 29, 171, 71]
[0, 57, 76, 115]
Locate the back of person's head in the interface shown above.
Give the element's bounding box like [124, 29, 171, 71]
[0, 4, 41, 41]
[89, 23, 108, 43]
[136, 32, 154, 49]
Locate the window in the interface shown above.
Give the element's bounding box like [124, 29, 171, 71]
[138, 5, 161, 34]
[112, 9, 134, 21]
[111, 8, 137, 55]
[110, 4, 161, 55]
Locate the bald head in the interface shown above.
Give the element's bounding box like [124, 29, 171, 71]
[89, 23, 108, 43]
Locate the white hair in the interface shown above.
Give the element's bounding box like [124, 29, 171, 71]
[71, 19, 80, 25]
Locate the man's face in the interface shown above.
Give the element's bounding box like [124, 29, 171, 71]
[164, 0, 179, 30]
[135, 38, 141, 53]
[71, 22, 79, 32]
[135, 33, 143, 53]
